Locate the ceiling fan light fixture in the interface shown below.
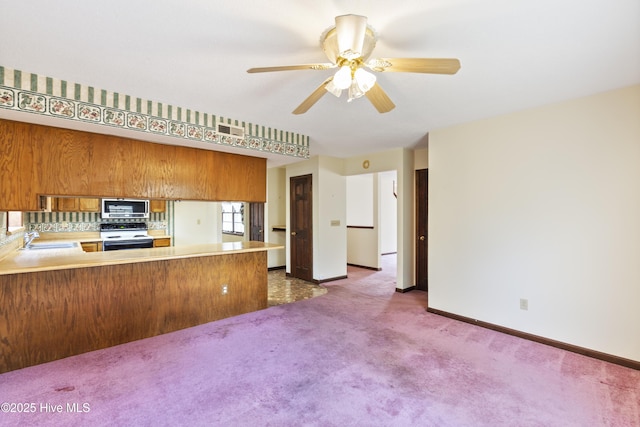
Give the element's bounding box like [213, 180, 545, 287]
[347, 79, 365, 102]
[354, 68, 376, 92]
[335, 14, 367, 60]
[248, 14, 460, 114]
[333, 65, 353, 90]
[325, 80, 342, 98]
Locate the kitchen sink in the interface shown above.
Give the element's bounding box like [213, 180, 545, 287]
[23, 242, 80, 250]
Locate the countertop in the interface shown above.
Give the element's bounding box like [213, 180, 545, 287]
[0, 241, 284, 276]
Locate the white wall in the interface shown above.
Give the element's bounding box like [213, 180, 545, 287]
[173, 201, 220, 246]
[266, 167, 286, 268]
[347, 174, 374, 226]
[379, 171, 397, 255]
[429, 85, 640, 361]
[345, 171, 398, 268]
[286, 156, 347, 281]
[414, 147, 428, 170]
[346, 174, 378, 268]
[318, 156, 347, 280]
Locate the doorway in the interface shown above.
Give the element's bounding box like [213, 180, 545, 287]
[415, 169, 428, 291]
[249, 203, 264, 242]
[290, 174, 313, 282]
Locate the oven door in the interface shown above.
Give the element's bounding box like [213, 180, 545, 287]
[102, 238, 154, 251]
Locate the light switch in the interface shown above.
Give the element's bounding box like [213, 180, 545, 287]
[330, 220, 340, 226]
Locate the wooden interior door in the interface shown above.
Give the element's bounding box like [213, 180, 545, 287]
[249, 203, 264, 242]
[290, 174, 313, 282]
[416, 169, 428, 291]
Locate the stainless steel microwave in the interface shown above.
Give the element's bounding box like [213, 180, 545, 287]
[101, 199, 150, 219]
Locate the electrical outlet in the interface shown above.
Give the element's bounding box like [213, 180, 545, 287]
[221, 285, 228, 295]
[520, 298, 528, 311]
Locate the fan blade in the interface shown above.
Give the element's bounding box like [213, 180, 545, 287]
[367, 58, 461, 74]
[292, 78, 333, 115]
[365, 83, 395, 113]
[247, 63, 335, 73]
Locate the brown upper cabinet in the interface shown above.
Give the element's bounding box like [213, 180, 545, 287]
[54, 197, 100, 212]
[150, 200, 166, 213]
[0, 119, 266, 211]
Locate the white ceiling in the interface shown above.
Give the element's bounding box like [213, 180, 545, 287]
[1, 0, 639, 167]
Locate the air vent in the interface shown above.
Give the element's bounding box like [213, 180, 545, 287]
[217, 123, 245, 138]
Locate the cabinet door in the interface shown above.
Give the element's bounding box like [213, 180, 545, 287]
[150, 200, 166, 213]
[153, 238, 171, 247]
[79, 198, 100, 212]
[81, 242, 101, 252]
[55, 197, 79, 212]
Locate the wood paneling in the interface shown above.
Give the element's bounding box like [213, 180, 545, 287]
[89, 135, 126, 197]
[0, 251, 267, 373]
[0, 119, 266, 210]
[0, 121, 39, 210]
[35, 127, 92, 196]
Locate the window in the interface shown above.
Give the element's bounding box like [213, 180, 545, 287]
[7, 211, 24, 234]
[221, 202, 244, 235]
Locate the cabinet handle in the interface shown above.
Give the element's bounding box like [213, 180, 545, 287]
[419, 235, 425, 241]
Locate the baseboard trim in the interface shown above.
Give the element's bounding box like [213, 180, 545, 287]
[316, 275, 348, 284]
[285, 272, 348, 284]
[396, 286, 416, 293]
[347, 263, 381, 271]
[267, 266, 285, 271]
[426, 307, 640, 371]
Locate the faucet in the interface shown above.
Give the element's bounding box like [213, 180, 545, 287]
[24, 231, 40, 248]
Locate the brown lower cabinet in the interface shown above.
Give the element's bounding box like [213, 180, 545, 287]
[0, 250, 268, 373]
[153, 237, 171, 247]
[80, 241, 102, 252]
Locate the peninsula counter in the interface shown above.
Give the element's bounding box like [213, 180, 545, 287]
[0, 242, 282, 373]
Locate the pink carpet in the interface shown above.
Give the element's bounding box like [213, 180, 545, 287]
[0, 256, 638, 426]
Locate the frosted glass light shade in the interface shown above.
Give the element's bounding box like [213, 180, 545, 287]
[333, 66, 353, 90]
[347, 80, 365, 102]
[354, 68, 376, 92]
[325, 80, 342, 97]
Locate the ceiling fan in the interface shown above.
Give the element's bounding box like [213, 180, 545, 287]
[247, 14, 461, 114]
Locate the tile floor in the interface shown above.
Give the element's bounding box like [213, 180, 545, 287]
[267, 268, 327, 306]
[267, 255, 398, 306]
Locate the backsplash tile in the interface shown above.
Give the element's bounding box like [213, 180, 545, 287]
[25, 212, 168, 234]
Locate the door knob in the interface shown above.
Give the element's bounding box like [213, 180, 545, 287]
[291, 231, 297, 236]
[419, 235, 425, 241]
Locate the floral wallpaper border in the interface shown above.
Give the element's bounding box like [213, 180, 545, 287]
[0, 66, 310, 159]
